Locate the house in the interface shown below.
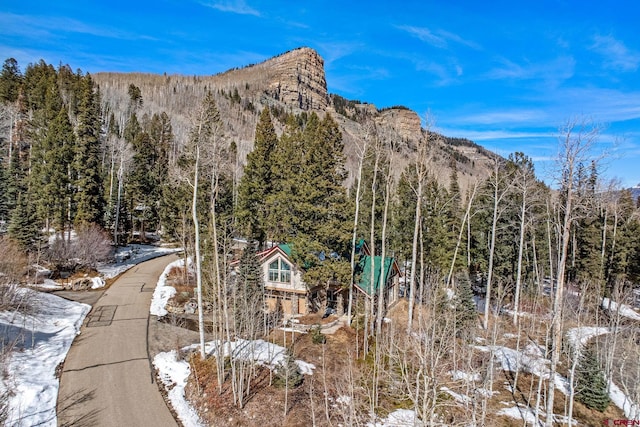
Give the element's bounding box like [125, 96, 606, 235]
[233, 240, 401, 317]
[255, 243, 310, 315]
[353, 241, 402, 312]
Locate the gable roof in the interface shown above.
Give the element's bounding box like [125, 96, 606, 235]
[257, 243, 292, 262]
[356, 255, 400, 296]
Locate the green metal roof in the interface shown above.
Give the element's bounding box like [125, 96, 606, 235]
[357, 255, 396, 296]
[277, 243, 293, 257]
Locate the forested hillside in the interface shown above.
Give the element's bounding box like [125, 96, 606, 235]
[1, 51, 639, 426]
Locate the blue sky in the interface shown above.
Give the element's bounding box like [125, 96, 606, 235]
[2, 0, 640, 187]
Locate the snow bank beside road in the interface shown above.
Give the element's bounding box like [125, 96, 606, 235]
[150, 257, 184, 316]
[0, 289, 90, 426]
[153, 350, 205, 427]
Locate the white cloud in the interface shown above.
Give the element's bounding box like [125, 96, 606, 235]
[203, 0, 260, 16]
[453, 110, 550, 126]
[316, 42, 362, 68]
[396, 25, 480, 50]
[590, 34, 640, 72]
[486, 55, 575, 82]
[0, 12, 155, 41]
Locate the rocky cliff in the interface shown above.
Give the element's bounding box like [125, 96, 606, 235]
[258, 47, 329, 110]
[93, 47, 494, 193]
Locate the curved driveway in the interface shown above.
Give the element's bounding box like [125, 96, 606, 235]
[57, 254, 180, 427]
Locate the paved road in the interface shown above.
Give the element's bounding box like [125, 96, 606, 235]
[57, 254, 180, 427]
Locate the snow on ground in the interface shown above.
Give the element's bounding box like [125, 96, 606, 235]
[565, 326, 611, 355]
[497, 404, 577, 426]
[193, 339, 316, 375]
[90, 276, 105, 289]
[153, 350, 205, 427]
[150, 257, 185, 316]
[608, 378, 640, 419]
[440, 386, 472, 404]
[475, 343, 570, 395]
[0, 289, 90, 427]
[367, 409, 423, 426]
[449, 370, 481, 382]
[98, 244, 182, 279]
[153, 339, 316, 427]
[601, 297, 640, 321]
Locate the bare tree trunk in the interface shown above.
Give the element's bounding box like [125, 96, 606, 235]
[407, 178, 422, 331]
[483, 178, 500, 330]
[446, 183, 477, 288]
[513, 194, 527, 325]
[348, 139, 368, 321]
[545, 120, 600, 427]
[191, 141, 206, 359]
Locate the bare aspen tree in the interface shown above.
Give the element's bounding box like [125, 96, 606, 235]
[483, 157, 514, 329]
[509, 153, 538, 325]
[348, 131, 370, 320]
[364, 125, 383, 356]
[545, 119, 601, 427]
[446, 182, 478, 288]
[407, 121, 432, 331]
[372, 134, 395, 410]
[182, 91, 222, 359]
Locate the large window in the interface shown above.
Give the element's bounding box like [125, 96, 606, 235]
[268, 258, 291, 283]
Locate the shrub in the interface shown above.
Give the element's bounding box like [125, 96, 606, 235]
[310, 324, 326, 344]
[47, 224, 113, 271]
[273, 352, 303, 388]
[0, 236, 28, 286]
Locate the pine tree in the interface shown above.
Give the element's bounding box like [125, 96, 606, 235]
[234, 245, 264, 337]
[0, 58, 22, 103]
[28, 73, 65, 231]
[575, 347, 610, 412]
[43, 107, 74, 232]
[74, 74, 105, 226]
[454, 273, 477, 339]
[273, 351, 303, 388]
[0, 159, 10, 224]
[266, 113, 302, 243]
[8, 194, 40, 250]
[237, 107, 278, 244]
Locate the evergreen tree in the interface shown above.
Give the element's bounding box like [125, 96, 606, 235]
[74, 74, 105, 225]
[234, 245, 264, 337]
[8, 194, 40, 250]
[28, 73, 65, 231]
[0, 160, 9, 224]
[273, 351, 303, 388]
[307, 114, 351, 253]
[575, 347, 610, 412]
[454, 273, 477, 340]
[390, 166, 419, 264]
[237, 107, 278, 244]
[42, 107, 75, 232]
[0, 58, 22, 103]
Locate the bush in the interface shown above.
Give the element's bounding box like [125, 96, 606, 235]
[576, 347, 611, 412]
[0, 236, 27, 286]
[310, 324, 326, 344]
[47, 224, 113, 271]
[273, 352, 303, 388]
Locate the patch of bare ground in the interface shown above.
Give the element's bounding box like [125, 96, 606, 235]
[159, 292, 630, 426]
[184, 325, 361, 427]
[294, 312, 339, 326]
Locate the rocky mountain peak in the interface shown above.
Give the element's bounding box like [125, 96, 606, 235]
[257, 47, 329, 111]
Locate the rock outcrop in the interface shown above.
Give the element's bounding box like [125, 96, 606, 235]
[93, 47, 495, 194]
[257, 47, 329, 110]
[377, 108, 422, 142]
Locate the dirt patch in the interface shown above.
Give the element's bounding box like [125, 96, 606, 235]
[148, 315, 208, 357]
[294, 312, 339, 325]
